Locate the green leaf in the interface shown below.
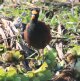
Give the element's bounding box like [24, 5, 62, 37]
[50, 16, 58, 26]
[33, 77, 40, 81]
[16, 65, 26, 74]
[44, 48, 57, 68]
[33, 62, 48, 74]
[37, 73, 46, 81]
[37, 70, 52, 81]
[0, 44, 5, 54]
[6, 66, 17, 77]
[13, 51, 23, 60]
[67, 45, 80, 56]
[14, 74, 29, 81]
[42, 70, 52, 80]
[26, 71, 34, 78]
[73, 45, 80, 56]
[14, 77, 21, 81]
[0, 68, 6, 80]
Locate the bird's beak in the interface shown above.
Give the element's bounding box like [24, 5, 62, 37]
[31, 14, 35, 20]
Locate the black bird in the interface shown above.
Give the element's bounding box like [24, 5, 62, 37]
[24, 8, 51, 49]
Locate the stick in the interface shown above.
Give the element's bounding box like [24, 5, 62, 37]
[51, 36, 80, 40]
[55, 24, 64, 60]
[26, 50, 38, 59]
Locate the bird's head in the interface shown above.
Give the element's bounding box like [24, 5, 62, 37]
[31, 8, 40, 21]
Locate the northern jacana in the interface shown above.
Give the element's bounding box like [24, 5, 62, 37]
[24, 8, 51, 49]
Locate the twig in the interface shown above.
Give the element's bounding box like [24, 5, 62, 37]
[55, 24, 64, 60]
[51, 36, 66, 39]
[26, 51, 38, 59]
[51, 36, 80, 40]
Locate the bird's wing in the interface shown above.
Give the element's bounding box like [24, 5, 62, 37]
[23, 23, 30, 46]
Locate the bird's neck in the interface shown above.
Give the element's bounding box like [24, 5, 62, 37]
[31, 19, 38, 23]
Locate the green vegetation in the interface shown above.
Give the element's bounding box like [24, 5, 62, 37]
[0, 1, 80, 81]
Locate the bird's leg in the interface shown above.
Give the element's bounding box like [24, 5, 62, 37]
[40, 49, 44, 56]
[41, 49, 44, 62]
[37, 50, 41, 57]
[37, 49, 44, 63]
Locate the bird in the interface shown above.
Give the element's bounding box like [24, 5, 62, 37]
[23, 8, 51, 50]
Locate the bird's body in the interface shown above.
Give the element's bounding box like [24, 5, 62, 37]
[24, 8, 51, 49]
